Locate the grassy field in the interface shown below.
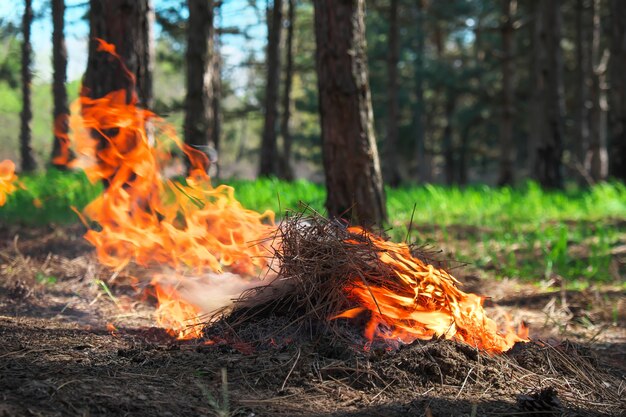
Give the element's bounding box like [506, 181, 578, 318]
[1, 170, 625, 286]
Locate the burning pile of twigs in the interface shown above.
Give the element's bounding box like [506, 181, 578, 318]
[212, 207, 525, 353]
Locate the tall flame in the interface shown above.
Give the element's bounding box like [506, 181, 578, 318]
[60, 40, 273, 337]
[0, 160, 18, 207]
[55, 39, 526, 352]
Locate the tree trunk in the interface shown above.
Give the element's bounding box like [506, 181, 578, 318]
[84, 0, 154, 108]
[574, 0, 591, 182]
[259, 0, 283, 177]
[50, 0, 71, 168]
[497, 0, 515, 185]
[314, 0, 386, 227]
[384, 0, 401, 187]
[585, 0, 608, 182]
[412, 0, 428, 182]
[527, 0, 543, 176]
[533, 0, 565, 189]
[442, 87, 456, 185]
[184, 0, 214, 174]
[608, 0, 626, 180]
[279, 0, 295, 180]
[211, 30, 222, 178]
[20, 0, 36, 172]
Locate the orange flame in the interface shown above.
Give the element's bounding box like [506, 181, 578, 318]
[332, 227, 528, 353]
[58, 39, 273, 338]
[153, 283, 204, 340]
[0, 160, 18, 207]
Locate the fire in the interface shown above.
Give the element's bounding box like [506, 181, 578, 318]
[56, 39, 525, 352]
[58, 40, 273, 337]
[153, 283, 204, 340]
[332, 227, 527, 353]
[0, 160, 18, 207]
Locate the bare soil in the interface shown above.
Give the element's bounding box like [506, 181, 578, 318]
[0, 224, 624, 417]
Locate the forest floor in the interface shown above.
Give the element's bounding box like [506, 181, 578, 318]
[0, 223, 625, 417]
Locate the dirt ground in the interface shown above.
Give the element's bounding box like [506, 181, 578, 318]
[0, 224, 624, 417]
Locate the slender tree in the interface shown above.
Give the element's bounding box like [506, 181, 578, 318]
[259, 0, 283, 177]
[20, 0, 36, 172]
[586, 0, 608, 182]
[184, 0, 214, 173]
[211, 37, 222, 178]
[313, 0, 386, 226]
[83, 0, 154, 108]
[531, 0, 565, 188]
[50, 0, 70, 168]
[497, 0, 515, 185]
[278, 0, 295, 180]
[574, 0, 591, 182]
[442, 87, 456, 185]
[608, 0, 625, 180]
[412, 0, 428, 182]
[384, 0, 401, 186]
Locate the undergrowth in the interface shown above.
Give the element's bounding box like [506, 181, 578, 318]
[1, 171, 624, 284]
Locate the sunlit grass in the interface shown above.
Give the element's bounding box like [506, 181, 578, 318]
[1, 171, 624, 284]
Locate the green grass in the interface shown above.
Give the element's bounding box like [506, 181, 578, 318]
[1, 172, 625, 285]
[0, 169, 102, 225]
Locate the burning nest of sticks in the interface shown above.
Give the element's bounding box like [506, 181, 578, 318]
[209, 208, 525, 354]
[200, 209, 625, 416]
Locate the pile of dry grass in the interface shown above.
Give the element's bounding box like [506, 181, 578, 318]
[212, 208, 519, 352]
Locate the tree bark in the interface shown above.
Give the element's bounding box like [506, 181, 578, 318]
[279, 0, 295, 180]
[259, 0, 283, 177]
[527, 0, 543, 177]
[497, 0, 515, 185]
[313, 0, 386, 227]
[20, 0, 36, 172]
[184, 0, 214, 174]
[532, 0, 565, 189]
[50, 0, 71, 168]
[608, 0, 626, 180]
[442, 87, 456, 185]
[84, 0, 154, 108]
[585, 0, 608, 182]
[211, 23, 222, 178]
[574, 0, 591, 182]
[383, 0, 401, 187]
[412, 0, 428, 182]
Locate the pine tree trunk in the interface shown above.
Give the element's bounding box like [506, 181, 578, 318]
[442, 87, 456, 185]
[211, 26, 222, 178]
[84, 0, 154, 107]
[259, 0, 283, 177]
[314, 0, 386, 227]
[20, 0, 36, 172]
[184, 0, 214, 173]
[412, 0, 427, 182]
[279, 0, 295, 180]
[586, 0, 608, 182]
[50, 0, 71, 168]
[608, 0, 626, 180]
[575, 0, 591, 182]
[497, 0, 515, 185]
[528, 0, 543, 176]
[384, 0, 401, 187]
[533, 0, 565, 189]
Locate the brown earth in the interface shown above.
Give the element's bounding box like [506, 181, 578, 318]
[0, 224, 624, 417]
